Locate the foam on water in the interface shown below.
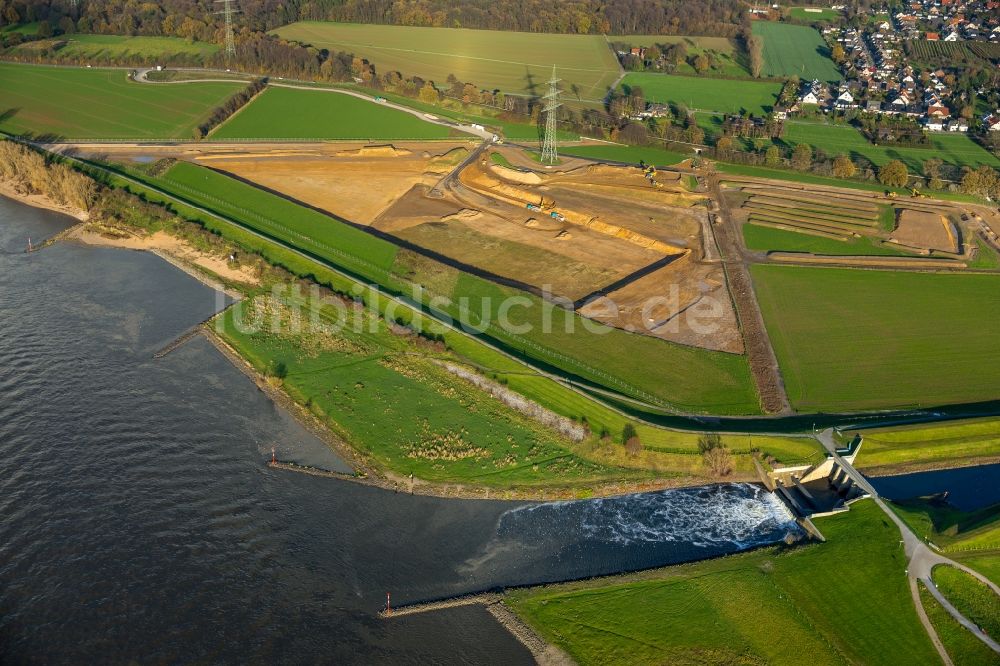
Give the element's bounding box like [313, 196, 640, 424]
[497, 483, 800, 549]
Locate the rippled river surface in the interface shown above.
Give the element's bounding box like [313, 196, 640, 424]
[0, 197, 801, 664]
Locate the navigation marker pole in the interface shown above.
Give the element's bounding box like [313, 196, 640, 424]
[540, 65, 561, 165]
[385, 592, 392, 616]
[271, 446, 276, 465]
[214, 0, 239, 60]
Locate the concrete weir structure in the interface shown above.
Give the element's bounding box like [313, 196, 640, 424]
[757, 435, 870, 533]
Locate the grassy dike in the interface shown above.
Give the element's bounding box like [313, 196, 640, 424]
[506, 501, 940, 665]
[847, 419, 1000, 476]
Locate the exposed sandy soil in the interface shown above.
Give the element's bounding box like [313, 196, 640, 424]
[579, 255, 743, 353]
[195, 146, 469, 225]
[70, 226, 260, 285]
[0, 180, 89, 222]
[381, 149, 742, 350]
[891, 209, 958, 254]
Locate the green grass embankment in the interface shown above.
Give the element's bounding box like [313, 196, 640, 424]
[507, 501, 940, 665]
[888, 496, 1000, 553]
[849, 419, 1000, 475]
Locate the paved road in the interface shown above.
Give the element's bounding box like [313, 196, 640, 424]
[817, 429, 1000, 661]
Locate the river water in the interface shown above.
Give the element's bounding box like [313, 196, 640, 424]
[868, 463, 1000, 511]
[0, 196, 801, 663]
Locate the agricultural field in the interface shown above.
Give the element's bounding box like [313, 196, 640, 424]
[3, 34, 218, 62]
[788, 7, 842, 22]
[751, 21, 841, 82]
[918, 583, 999, 666]
[781, 121, 1000, 173]
[847, 418, 1000, 475]
[751, 265, 1000, 412]
[211, 86, 459, 140]
[908, 39, 1000, 68]
[0, 63, 244, 139]
[621, 72, 782, 115]
[932, 565, 1000, 640]
[508, 501, 939, 665]
[271, 21, 621, 100]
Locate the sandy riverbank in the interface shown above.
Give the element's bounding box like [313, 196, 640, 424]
[67, 226, 260, 288]
[0, 179, 90, 223]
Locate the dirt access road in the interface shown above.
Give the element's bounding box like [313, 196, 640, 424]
[708, 173, 790, 414]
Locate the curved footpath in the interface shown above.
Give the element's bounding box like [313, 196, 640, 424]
[132, 68, 496, 141]
[818, 429, 1000, 662]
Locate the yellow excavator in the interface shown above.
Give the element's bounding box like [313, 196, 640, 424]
[910, 188, 928, 198]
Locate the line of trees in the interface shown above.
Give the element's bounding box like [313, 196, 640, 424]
[193, 77, 267, 138]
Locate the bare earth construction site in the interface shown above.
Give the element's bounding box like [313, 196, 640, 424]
[207, 143, 740, 354]
[70, 134, 1000, 416]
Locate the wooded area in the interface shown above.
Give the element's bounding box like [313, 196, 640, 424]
[0, 0, 747, 39]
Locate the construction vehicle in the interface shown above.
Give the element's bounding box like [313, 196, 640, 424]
[526, 203, 542, 212]
[910, 188, 928, 198]
[886, 191, 897, 199]
[550, 211, 566, 221]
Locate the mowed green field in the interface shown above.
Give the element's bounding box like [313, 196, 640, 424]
[781, 121, 1000, 173]
[508, 501, 939, 665]
[271, 21, 621, 99]
[621, 72, 781, 115]
[0, 63, 243, 139]
[751, 21, 841, 82]
[752, 265, 1000, 411]
[211, 86, 457, 139]
[4, 34, 218, 61]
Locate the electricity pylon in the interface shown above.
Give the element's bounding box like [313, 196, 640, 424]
[540, 65, 561, 165]
[214, 0, 239, 60]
